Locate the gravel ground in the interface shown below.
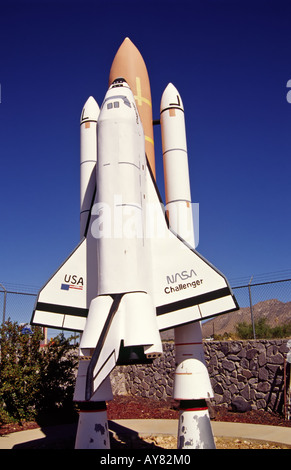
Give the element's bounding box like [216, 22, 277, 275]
[111, 433, 291, 449]
[108, 396, 291, 449]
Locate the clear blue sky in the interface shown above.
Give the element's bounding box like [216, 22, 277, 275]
[0, 0, 291, 293]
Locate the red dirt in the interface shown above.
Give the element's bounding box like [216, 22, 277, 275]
[107, 396, 291, 427]
[1, 395, 290, 436]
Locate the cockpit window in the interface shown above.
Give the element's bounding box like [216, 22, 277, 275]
[103, 95, 131, 110]
[107, 101, 120, 109]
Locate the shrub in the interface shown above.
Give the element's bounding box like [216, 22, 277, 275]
[35, 333, 79, 417]
[235, 317, 291, 339]
[0, 319, 78, 424]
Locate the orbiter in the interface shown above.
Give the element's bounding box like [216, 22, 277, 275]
[31, 38, 239, 449]
[32, 77, 238, 396]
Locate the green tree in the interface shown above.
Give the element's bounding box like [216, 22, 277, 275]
[235, 321, 253, 339]
[255, 317, 272, 338]
[0, 320, 78, 424]
[235, 317, 291, 339]
[35, 333, 79, 418]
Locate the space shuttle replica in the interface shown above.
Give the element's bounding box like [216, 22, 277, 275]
[31, 38, 239, 449]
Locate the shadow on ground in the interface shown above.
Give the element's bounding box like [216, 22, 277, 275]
[12, 421, 163, 449]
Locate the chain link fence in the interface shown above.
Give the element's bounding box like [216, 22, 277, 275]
[0, 285, 59, 341]
[231, 278, 291, 339]
[232, 278, 291, 308]
[0, 289, 37, 326]
[0, 278, 290, 339]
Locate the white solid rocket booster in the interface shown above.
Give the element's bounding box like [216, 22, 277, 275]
[160, 83, 215, 449]
[160, 84, 195, 247]
[75, 95, 112, 450]
[160, 83, 213, 399]
[80, 96, 99, 237]
[77, 95, 112, 404]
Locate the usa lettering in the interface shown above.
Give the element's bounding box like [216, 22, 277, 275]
[64, 274, 84, 286]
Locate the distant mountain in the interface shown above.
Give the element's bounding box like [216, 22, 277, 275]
[202, 299, 291, 338]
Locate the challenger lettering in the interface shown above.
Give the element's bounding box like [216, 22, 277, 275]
[164, 278, 203, 294]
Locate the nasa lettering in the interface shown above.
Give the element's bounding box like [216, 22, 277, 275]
[166, 268, 197, 284]
[164, 269, 203, 294]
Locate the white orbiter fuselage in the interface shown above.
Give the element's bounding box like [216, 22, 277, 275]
[31, 79, 238, 401]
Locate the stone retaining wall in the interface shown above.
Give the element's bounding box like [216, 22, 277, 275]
[110, 339, 290, 413]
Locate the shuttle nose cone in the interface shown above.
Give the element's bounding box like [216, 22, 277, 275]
[160, 83, 184, 114]
[80, 96, 99, 124]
